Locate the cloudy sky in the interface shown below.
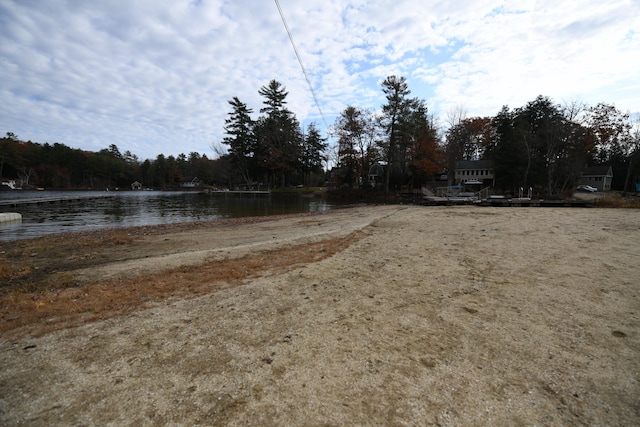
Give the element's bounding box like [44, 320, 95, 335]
[1, 0, 639, 161]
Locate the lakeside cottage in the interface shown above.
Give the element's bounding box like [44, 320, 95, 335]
[580, 166, 613, 191]
[180, 177, 202, 188]
[454, 160, 495, 187]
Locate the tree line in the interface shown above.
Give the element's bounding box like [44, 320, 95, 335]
[0, 135, 227, 190]
[0, 79, 329, 190]
[332, 76, 640, 196]
[447, 98, 640, 196]
[2, 76, 639, 195]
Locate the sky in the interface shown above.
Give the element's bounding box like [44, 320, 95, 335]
[1, 0, 639, 161]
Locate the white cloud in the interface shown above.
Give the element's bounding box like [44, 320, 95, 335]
[0, 0, 638, 160]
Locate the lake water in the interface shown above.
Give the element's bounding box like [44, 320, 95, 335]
[0, 190, 337, 241]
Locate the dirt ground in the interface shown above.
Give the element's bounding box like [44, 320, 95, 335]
[1, 205, 639, 426]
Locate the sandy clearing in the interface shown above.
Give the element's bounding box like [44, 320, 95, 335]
[1, 205, 639, 426]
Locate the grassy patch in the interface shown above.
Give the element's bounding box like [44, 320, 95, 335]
[593, 193, 640, 208]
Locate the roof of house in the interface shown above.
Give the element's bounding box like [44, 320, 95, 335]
[582, 166, 613, 177]
[455, 160, 494, 170]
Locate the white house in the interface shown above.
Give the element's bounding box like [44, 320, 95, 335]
[454, 160, 495, 186]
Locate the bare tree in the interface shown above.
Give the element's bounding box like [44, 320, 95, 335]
[445, 104, 467, 128]
[562, 99, 587, 123]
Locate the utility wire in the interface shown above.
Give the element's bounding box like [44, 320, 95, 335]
[274, 0, 329, 130]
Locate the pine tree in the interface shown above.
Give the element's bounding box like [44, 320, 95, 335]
[223, 97, 255, 184]
[254, 80, 303, 187]
[379, 75, 411, 193]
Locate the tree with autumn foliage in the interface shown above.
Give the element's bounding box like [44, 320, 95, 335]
[446, 117, 493, 161]
[585, 102, 635, 192]
[445, 116, 493, 182]
[405, 100, 443, 187]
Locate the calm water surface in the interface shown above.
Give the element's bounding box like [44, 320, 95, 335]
[0, 190, 337, 241]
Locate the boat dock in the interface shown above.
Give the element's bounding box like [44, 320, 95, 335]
[0, 194, 115, 208]
[418, 196, 591, 207]
[208, 190, 271, 196]
[479, 198, 591, 208]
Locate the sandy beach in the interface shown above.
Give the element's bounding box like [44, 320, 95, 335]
[1, 205, 639, 425]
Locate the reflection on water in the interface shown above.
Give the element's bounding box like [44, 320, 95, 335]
[0, 191, 334, 241]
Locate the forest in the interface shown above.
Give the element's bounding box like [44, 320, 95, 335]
[1, 76, 639, 195]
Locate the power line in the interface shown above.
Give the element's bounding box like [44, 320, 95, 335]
[273, 0, 328, 129]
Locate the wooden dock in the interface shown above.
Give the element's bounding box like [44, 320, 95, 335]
[417, 196, 592, 207]
[0, 194, 115, 208]
[479, 198, 591, 208]
[208, 190, 271, 196]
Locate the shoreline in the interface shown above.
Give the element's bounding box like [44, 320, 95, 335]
[0, 205, 393, 336]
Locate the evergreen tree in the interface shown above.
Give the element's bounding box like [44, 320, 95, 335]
[254, 80, 303, 187]
[485, 106, 527, 193]
[335, 106, 366, 187]
[223, 96, 255, 184]
[300, 122, 328, 187]
[379, 75, 411, 192]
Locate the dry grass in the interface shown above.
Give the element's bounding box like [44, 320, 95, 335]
[0, 229, 134, 294]
[1, 213, 330, 296]
[593, 193, 640, 208]
[0, 232, 364, 338]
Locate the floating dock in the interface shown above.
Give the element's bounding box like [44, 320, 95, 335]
[0, 194, 115, 208]
[0, 212, 22, 223]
